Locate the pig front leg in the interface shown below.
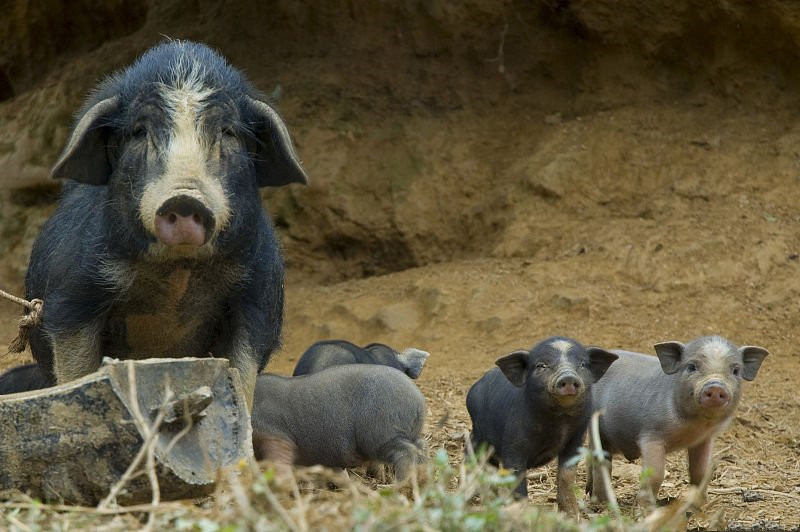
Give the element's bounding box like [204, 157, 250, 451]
[586, 431, 613, 504]
[227, 339, 260, 411]
[216, 293, 283, 410]
[687, 437, 714, 497]
[501, 449, 530, 499]
[557, 429, 588, 518]
[591, 454, 614, 503]
[638, 439, 666, 503]
[52, 321, 104, 385]
[212, 319, 265, 410]
[556, 458, 579, 518]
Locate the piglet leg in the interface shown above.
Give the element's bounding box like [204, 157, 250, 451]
[556, 461, 579, 518]
[502, 453, 529, 499]
[639, 439, 666, 503]
[688, 437, 714, 499]
[252, 431, 296, 474]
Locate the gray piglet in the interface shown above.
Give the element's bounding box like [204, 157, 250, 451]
[251, 364, 427, 482]
[588, 335, 768, 502]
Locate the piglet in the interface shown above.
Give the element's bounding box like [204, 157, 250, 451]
[587, 335, 768, 503]
[251, 364, 427, 481]
[292, 340, 429, 379]
[466, 336, 618, 517]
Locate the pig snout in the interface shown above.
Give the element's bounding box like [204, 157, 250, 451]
[154, 195, 215, 246]
[700, 380, 730, 408]
[555, 371, 582, 397]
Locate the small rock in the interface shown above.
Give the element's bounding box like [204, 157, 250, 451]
[689, 136, 720, 150]
[544, 112, 562, 125]
[741, 489, 764, 502]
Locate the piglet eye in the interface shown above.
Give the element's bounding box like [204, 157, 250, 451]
[535, 363, 547, 370]
[222, 126, 237, 139]
[732, 367, 741, 377]
[132, 125, 147, 139]
[686, 363, 698, 373]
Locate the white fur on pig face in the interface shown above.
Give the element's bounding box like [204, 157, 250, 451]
[679, 337, 743, 419]
[545, 338, 587, 402]
[138, 63, 232, 255]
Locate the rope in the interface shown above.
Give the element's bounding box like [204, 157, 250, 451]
[0, 288, 44, 354]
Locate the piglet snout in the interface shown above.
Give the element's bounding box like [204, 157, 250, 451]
[556, 372, 582, 396]
[700, 381, 730, 408]
[154, 195, 215, 246]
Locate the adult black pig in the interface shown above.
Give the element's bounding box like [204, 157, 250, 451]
[292, 340, 430, 379]
[466, 336, 618, 517]
[24, 41, 307, 407]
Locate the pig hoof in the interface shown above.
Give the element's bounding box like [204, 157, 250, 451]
[366, 463, 388, 483]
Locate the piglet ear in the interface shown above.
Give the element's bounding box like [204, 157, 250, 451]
[495, 350, 530, 387]
[654, 341, 685, 374]
[397, 348, 430, 379]
[245, 96, 309, 187]
[586, 347, 618, 382]
[739, 346, 769, 381]
[51, 96, 119, 185]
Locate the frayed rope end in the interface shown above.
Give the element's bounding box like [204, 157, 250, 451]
[7, 298, 43, 354]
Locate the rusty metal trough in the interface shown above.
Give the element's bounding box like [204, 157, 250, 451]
[0, 357, 252, 505]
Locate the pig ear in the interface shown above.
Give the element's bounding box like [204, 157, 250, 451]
[245, 96, 309, 187]
[397, 348, 430, 379]
[495, 350, 530, 387]
[654, 341, 685, 374]
[51, 96, 120, 185]
[739, 346, 769, 381]
[586, 347, 618, 382]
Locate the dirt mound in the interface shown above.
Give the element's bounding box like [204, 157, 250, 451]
[1, 1, 800, 528]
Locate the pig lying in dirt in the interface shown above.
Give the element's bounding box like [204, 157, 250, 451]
[251, 365, 427, 482]
[292, 340, 430, 379]
[587, 335, 769, 503]
[23, 41, 307, 408]
[466, 336, 618, 517]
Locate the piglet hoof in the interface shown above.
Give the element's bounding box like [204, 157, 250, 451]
[511, 485, 529, 501]
[366, 462, 388, 484]
[686, 485, 709, 508]
[635, 486, 659, 511]
[556, 494, 580, 520]
[590, 488, 607, 504]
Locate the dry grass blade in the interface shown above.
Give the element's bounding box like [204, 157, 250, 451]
[589, 410, 622, 525]
[708, 487, 800, 501]
[97, 360, 174, 524]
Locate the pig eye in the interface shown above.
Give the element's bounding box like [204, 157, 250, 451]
[221, 127, 237, 140]
[686, 362, 698, 373]
[132, 125, 147, 140]
[732, 367, 741, 376]
[535, 363, 547, 371]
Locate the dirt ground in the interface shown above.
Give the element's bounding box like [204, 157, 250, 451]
[5, 99, 800, 528]
[2, 1, 800, 529]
